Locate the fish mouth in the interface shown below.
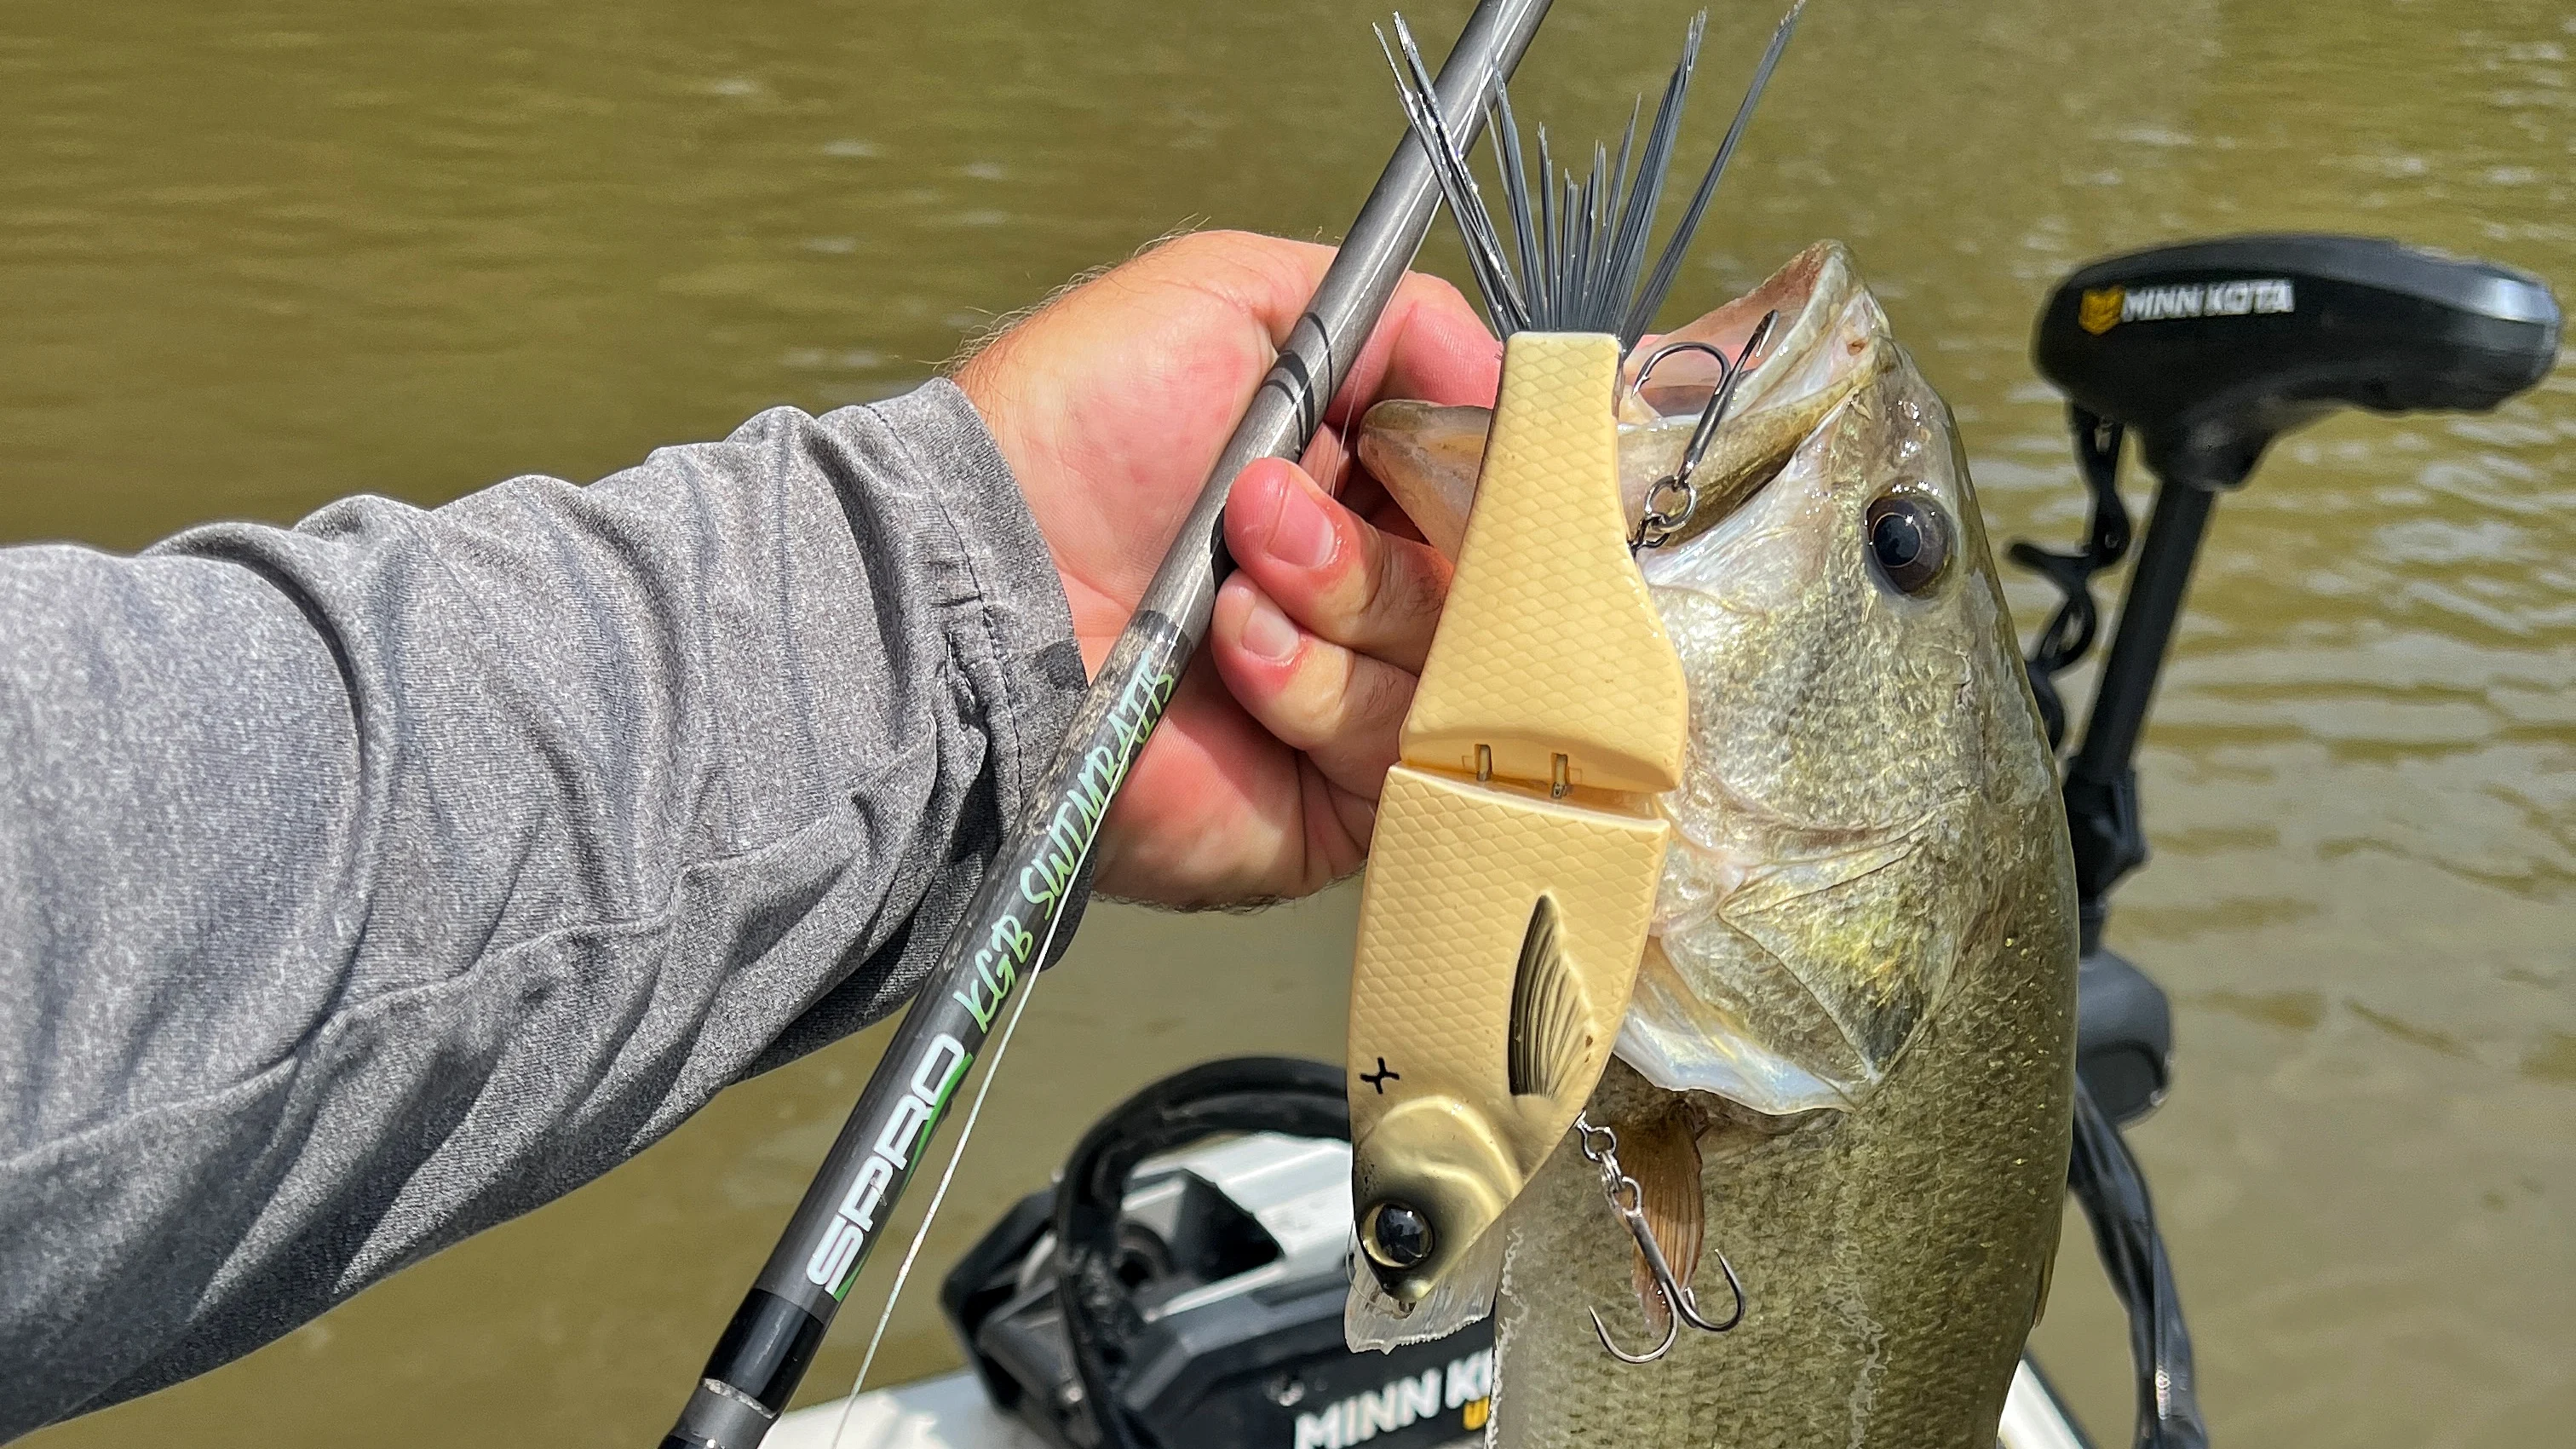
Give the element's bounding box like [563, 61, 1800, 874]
[1614, 240, 1894, 548]
[1622, 239, 1843, 415]
[1352, 240, 1890, 560]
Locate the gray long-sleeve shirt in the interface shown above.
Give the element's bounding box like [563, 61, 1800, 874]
[0, 381, 1089, 1438]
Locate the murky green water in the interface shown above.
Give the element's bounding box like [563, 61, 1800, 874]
[6, 0, 2569, 1444]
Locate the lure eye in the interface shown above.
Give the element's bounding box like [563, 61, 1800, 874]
[1866, 494, 1952, 595]
[1360, 1200, 1435, 1271]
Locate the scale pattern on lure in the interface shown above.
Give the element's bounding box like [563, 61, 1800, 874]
[1343, 327, 1687, 1343]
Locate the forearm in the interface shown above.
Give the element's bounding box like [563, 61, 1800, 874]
[0, 381, 1084, 1435]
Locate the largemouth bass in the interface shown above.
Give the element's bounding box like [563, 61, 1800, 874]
[1356, 246, 2079, 1447]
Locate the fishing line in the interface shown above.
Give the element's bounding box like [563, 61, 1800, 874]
[824, 863, 1073, 1449]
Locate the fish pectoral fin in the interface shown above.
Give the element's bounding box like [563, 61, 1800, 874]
[1613, 938, 1856, 1115]
[1619, 1105, 1705, 1340]
[1717, 822, 1971, 1080]
[1618, 818, 1972, 1111]
[1508, 894, 1592, 1101]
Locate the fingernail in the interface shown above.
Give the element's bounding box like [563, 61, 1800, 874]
[1240, 593, 1301, 663]
[1265, 474, 1337, 571]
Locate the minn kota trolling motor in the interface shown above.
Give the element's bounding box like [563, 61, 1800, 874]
[932, 236, 2556, 1449]
[2020, 233, 2558, 1449]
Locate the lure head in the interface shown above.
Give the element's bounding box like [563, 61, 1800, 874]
[1350, 1095, 1517, 1305]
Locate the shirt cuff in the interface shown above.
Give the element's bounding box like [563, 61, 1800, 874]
[830, 378, 1090, 832]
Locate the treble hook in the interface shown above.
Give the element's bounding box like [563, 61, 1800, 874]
[1627, 309, 1780, 551]
[1573, 1113, 1747, 1364]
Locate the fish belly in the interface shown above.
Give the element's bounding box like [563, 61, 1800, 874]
[1490, 914, 2074, 1448]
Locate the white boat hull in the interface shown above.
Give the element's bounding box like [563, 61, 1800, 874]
[773, 1357, 2091, 1449]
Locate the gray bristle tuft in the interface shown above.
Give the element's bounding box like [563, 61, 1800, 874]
[1385, 3, 1803, 346]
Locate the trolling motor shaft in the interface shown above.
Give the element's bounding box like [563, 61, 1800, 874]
[656, 3, 1557, 1446]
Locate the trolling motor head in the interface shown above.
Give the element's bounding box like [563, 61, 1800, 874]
[2033, 233, 2559, 489]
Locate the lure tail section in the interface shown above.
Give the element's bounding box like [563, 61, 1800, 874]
[1346, 333, 1688, 1343]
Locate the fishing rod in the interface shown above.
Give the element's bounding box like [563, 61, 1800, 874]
[657, 3, 1555, 1445]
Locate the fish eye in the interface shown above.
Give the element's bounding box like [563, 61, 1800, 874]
[1360, 1200, 1435, 1270]
[1866, 493, 1951, 595]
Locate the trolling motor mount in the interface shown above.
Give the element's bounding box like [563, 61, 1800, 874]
[2020, 236, 2560, 1449]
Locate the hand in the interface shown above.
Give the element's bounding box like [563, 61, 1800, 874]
[955, 230, 1500, 908]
